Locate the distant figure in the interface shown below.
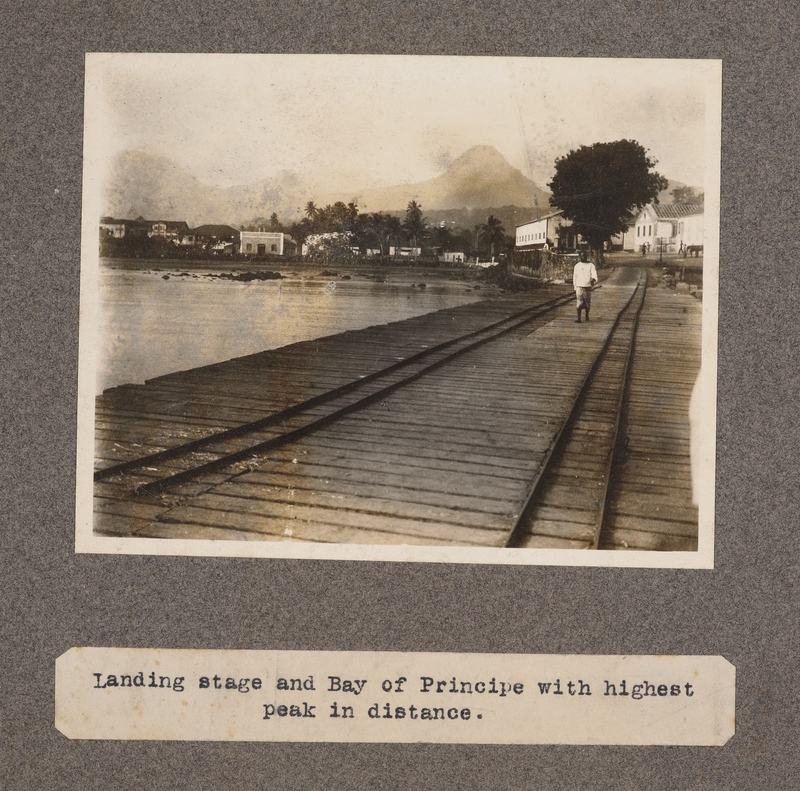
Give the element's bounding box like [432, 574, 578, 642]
[641, 243, 647, 257]
[573, 252, 598, 323]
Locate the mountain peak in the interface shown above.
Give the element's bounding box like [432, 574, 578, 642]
[448, 145, 514, 172]
[346, 145, 547, 212]
[104, 144, 551, 224]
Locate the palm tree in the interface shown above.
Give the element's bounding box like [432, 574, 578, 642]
[364, 212, 402, 258]
[318, 205, 334, 232]
[347, 200, 359, 229]
[330, 201, 350, 232]
[304, 201, 319, 221]
[403, 199, 426, 249]
[478, 215, 506, 259]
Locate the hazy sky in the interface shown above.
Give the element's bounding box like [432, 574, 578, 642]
[87, 54, 719, 194]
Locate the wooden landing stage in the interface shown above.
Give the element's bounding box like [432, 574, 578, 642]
[94, 266, 702, 551]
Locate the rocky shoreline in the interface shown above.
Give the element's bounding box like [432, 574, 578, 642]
[102, 257, 513, 292]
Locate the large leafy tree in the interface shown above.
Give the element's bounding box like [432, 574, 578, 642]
[548, 139, 668, 260]
[287, 218, 313, 254]
[427, 224, 456, 255]
[329, 201, 353, 232]
[671, 186, 704, 205]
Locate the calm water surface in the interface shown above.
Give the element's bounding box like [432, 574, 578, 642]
[97, 263, 486, 393]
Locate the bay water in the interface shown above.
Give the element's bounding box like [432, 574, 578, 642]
[96, 262, 488, 394]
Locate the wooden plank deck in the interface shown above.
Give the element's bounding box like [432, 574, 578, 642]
[93, 268, 703, 551]
[600, 286, 702, 550]
[95, 287, 570, 471]
[512, 276, 646, 549]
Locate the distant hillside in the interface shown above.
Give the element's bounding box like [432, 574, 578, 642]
[103, 146, 550, 227]
[103, 146, 695, 229]
[103, 151, 221, 226]
[422, 206, 546, 237]
[348, 146, 550, 213]
[658, 179, 704, 205]
[103, 151, 313, 227]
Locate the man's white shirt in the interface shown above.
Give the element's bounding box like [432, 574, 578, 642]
[573, 261, 598, 288]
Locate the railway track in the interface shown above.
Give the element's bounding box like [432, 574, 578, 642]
[94, 266, 697, 549]
[96, 288, 579, 493]
[507, 269, 647, 548]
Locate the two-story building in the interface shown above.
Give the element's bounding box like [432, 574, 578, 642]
[188, 224, 241, 251]
[148, 220, 190, 240]
[515, 210, 583, 252]
[633, 204, 704, 254]
[99, 217, 130, 239]
[100, 217, 189, 241]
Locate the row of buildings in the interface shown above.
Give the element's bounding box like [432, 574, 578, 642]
[99, 218, 462, 261]
[102, 201, 704, 263]
[515, 203, 704, 255]
[99, 217, 293, 256]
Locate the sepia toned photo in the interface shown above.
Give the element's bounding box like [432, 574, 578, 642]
[76, 54, 721, 566]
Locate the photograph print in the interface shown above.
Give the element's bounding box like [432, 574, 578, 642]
[77, 54, 721, 566]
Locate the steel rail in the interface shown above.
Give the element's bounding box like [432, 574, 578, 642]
[505, 272, 646, 548]
[96, 290, 576, 483]
[590, 271, 648, 549]
[132, 290, 581, 496]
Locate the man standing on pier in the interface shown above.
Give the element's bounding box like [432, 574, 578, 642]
[573, 251, 598, 323]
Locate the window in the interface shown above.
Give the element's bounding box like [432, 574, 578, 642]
[245, 243, 252, 252]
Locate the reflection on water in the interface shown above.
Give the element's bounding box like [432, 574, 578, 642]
[97, 266, 485, 393]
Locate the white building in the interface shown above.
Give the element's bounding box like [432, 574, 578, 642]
[633, 204, 704, 254]
[240, 231, 286, 256]
[389, 246, 422, 258]
[99, 219, 127, 239]
[610, 223, 636, 251]
[515, 210, 582, 251]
